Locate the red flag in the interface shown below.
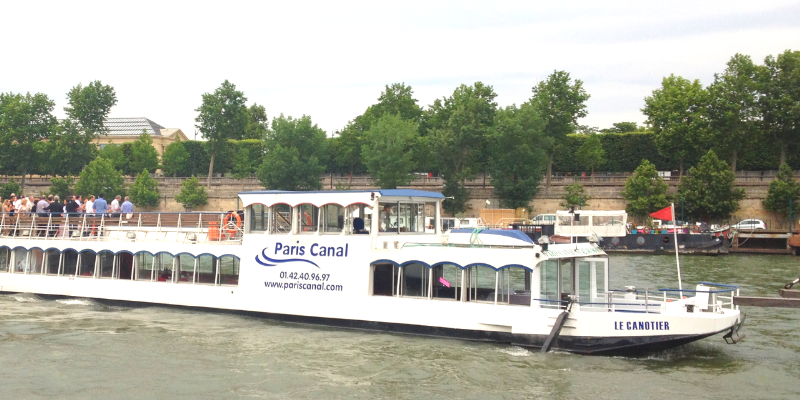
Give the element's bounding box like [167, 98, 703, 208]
[650, 206, 673, 221]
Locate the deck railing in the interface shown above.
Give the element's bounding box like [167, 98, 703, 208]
[0, 212, 243, 245]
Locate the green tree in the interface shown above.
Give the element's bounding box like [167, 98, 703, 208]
[0, 179, 21, 199]
[98, 142, 128, 172]
[678, 150, 745, 221]
[232, 145, 258, 180]
[258, 114, 327, 190]
[46, 120, 98, 175]
[370, 83, 423, 122]
[244, 103, 269, 140]
[575, 134, 606, 179]
[643, 74, 708, 178]
[128, 130, 160, 174]
[74, 157, 126, 198]
[64, 80, 117, 135]
[430, 82, 498, 214]
[529, 70, 590, 187]
[621, 160, 671, 222]
[161, 140, 190, 177]
[488, 104, 547, 208]
[195, 80, 248, 187]
[758, 50, 800, 165]
[129, 169, 160, 208]
[763, 163, 800, 218]
[601, 122, 643, 133]
[361, 114, 418, 188]
[560, 183, 591, 208]
[707, 54, 760, 172]
[332, 121, 366, 183]
[0, 92, 57, 190]
[48, 175, 75, 200]
[175, 176, 208, 209]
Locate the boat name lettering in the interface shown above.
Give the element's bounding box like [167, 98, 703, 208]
[274, 242, 349, 258]
[614, 321, 670, 331]
[543, 247, 603, 257]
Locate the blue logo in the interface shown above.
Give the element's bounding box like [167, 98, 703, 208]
[255, 247, 320, 268]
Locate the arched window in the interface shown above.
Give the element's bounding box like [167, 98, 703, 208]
[466, 265, 496, 302]
[297, 204, 319, 234]
[371, 262, 399, 296]
[401, 263, 429, 298]
[78, 251, 96, 277]
[320, 204, 344, 234]
[432, 263, 462, 300]
[62, 250, 79, 276]
[97, 251, 115, 278]
[0, 247, 9, 272]
[45, 249, 60, 275]
[13, 248, 28, 273]
[116, 252, 133, 280]
[196, 255, 217, 285]
[154, 253, 174, 282]
[271, 204, 292, 234]
[497, 267, 531, 306]
[176, 254, 195, 283]
[248, 204, 268, 233]
[29, 249, 44, 274]
[219, 256, 239, 286]
[135, 253, 154, 281]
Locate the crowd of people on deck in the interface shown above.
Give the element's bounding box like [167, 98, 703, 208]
[1, 193, 134, 218]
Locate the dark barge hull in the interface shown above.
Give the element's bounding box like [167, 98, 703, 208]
[602, 233, 728, 255]
[6, 292, 724, 356]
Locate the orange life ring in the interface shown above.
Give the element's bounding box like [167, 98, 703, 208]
[691, 225, 701, 233]
[223, 212, 242, 235]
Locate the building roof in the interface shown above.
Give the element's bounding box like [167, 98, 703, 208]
[104, 117, 167, 136]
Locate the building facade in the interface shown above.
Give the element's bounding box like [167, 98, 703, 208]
[93, 117, 188, 156]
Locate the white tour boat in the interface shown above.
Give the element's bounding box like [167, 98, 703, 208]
[0, 189, 745, 355]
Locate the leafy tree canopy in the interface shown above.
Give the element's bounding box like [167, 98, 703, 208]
[129, 169, 160, 208]
[74, 157, 126, 199]
[0, 91, 57, 190]
[128, 131, 160, 174]
[98, 143, 128, 172]
[575, 134, 606, 176]
[678, 150, 745, 221]
[361, 114, 418, 189]
[600, 122, 645, 133]
[244, 103, 268, 140]
[560, 183, 591, 209]
[175, 176, 208, 209]
[258, 114, 327, 190]
[195, 79, 248, 185]
[162, 140, 190, 177]
[621, 159, 671, 221]
[763, 163, 800, 217]
[48, 175, 75, 200]
[46, 120, 98, 175]
[64, 80, 117, 135]
[758, 50, 800, 165]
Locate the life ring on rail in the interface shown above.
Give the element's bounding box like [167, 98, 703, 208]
[223, 212, 242, 235]
[691, 225, 701, 233]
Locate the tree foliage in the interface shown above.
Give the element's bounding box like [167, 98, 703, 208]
[430, 82, 497, 214]
[361, 114, 418, 188]
[707, 54, 759, 172]
[162, 140, 190, 177]
[643, 74, 708, 176]
[575, 134, 606, 176]
[98, 143, 127, 172]
[48, 175, 75, 200]
[758, 50, 800, 165]
[0, 91, 57, 190]
[0, 179, 21, 199]
[64, 80, 117, 135]
[529, 70, 590, 186]
[244, 103, 268, 140]
[46, 120, 98, 175]
[195, 80, 248, 186]
[232, 144, 259, 180]
[74, 157, 126, 198]
[129, 169, 160, 208]
[560, 183, 591, 208]
[128, 131, 160, 174]
[258, 115, 327, 190]
[763, 163, 800, 217]
[488, 104, 546, 209]
[175, 176, 208, 209]
[678, 150, 745, 221]
[621, 160, 671, 221]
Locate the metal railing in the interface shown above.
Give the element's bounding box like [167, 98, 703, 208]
[0, 212, 243, 245]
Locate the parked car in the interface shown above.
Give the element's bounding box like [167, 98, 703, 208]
[731, 219, 767, 230]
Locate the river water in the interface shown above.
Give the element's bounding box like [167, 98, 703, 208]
[1, 254, 799, 400]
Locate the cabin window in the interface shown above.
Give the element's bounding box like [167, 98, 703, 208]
[220, 256, 239, 285]
[540, 260, 559, 308]
[62, 250, 78, 276]
[560, 259, 573, 301]
[371, 263, 399, 296]
[348, 204, 372, 234]
[196, 255, 217, 285]
[320, 204, 344, 234]
[594, 260, 607, 299]
[379, 202, 432, 234]
[0, 247, 9, 272]
[136, 253, 154, 281]
[45, 249, 60, 275]
[379, 203, 397, 233]
[248, 204, 268, 233]
[13, 248, 28, 273]
[432, 263, 461, 300]
[398, 203, 424, 233]
[592, 215, 623, 226]
[270, 204, 292, 234]
[558, 215, 589, 226]
[497, 267, 531, 306]
[578, 261, 591, 304]
[176, 254, 195, 283]
[98, 251, 115, 278]
[78, 251, 96, 277]
[155, 253, 174, 282]
[29, 249, 44, 274]
[466, 265, 496, 302]
[297, 204, 319, 234]
[116, 253, 133, 280]
[401, 263, 429, 298]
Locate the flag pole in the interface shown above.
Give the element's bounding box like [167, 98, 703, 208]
[672, 202, 682, 297]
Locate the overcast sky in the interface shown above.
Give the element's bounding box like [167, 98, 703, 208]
[3, 1, 799, 137]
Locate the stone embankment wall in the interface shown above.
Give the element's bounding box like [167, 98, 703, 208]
[2, 174, 786, 226]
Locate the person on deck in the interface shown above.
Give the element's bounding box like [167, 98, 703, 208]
[36, 195, 49, 217]
[121, 196, 133, 214]
[110, 195, 121, 214]
[94, 194, 108, 215]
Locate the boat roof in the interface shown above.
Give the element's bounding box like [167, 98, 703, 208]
[239, 189, 444, 208]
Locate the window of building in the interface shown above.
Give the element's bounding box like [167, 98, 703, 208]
[297, 204, 319, 234]
[466, 264, 496, 302]
[154, 253, 174, 282]
[219, 256, 239, 285]
[0, 247, 9, 272]
[497, 267, 531, 306]
[136, 253, 154, 281]
[196, 255, 216, 285]
[78, 251, 96, 277]
[432, 263, 461, 300]
[248, 204, 268, 233]
[320, 204, 344, 234]
[270, 204, 292, 234]
[401, 263, 429, 298]
[29, 249, 44, 274]
[371, 263, 399, 296]
[98, 251, 115, 278]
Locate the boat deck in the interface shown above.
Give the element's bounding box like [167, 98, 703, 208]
[0, 212, 242, 245]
